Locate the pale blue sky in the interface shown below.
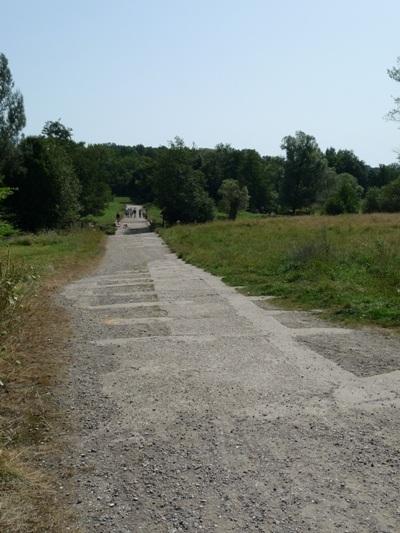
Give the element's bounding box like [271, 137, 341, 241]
[2, 0, 399, 165]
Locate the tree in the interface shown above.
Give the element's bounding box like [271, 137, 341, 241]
[325, 148, 368, 189]
[238, 149, 275, 212]
[387, 57, 400, 122]
[0, 53, 25, 178]
[72, 144, 112, 215]
[367, 163, 400, 188]
[153, 138, 215, 224]
[362, 187, 382, 213]
[380, 177, 400, 212]
[324, 173, 363, 215]
[218, 179, 249, 220]
[8, 137, 81, 230]
[42, 119, 73, 141]
[280, 131, 327, 213]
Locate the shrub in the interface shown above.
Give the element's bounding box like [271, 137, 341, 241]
[380, 177, 400, 212]
[0, 222, 17, 238]
[362, 187, 382, 213]
[0, 251, 35, 327]
[324, 173, 363, 215]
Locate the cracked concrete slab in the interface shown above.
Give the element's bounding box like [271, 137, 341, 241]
[59, 214, 400, 533]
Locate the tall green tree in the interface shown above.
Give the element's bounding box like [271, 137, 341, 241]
[42, 119, 73, 141]
[72, 144, 112, 215]
[153, 138, 215, 224]
[0, 53, 25, 152]
[280, 131, 327, 213]
[0, 53, 25, 188]
[218, 179, 249, 220]
[9, 137, 81, 230]
[239, 149, 273, 212]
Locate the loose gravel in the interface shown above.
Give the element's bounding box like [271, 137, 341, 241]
[59, 215, 400, 533]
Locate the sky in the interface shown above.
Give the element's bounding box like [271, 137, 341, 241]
[2, 0, 400, 166]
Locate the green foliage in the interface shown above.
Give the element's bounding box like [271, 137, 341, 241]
[160, 214, 400, 327]
[42, 119, 73, 141]
[324, 173, 363, 215]
[380, 177, 400, 212]
[72, 144, 112, 215]
[8, 136, 81, 231]
[153, 138, 215, 224]
[325, 148, 368, 188]
[362, 187, 382, 213]
[367, 163, 400, 188]
[0, 250, 33, 326]
[0, 53, 26, 195]
[280, 131, 327, 213]
[218, 179, 249, 220]
[0, 53, 26, 149]
[0, 221, 16, 237]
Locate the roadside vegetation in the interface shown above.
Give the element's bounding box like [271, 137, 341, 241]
[0, 228, 104, 532]
[161, 214, 400, 328]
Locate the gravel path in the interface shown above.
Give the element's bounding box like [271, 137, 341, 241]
[60, 214, 400, 533]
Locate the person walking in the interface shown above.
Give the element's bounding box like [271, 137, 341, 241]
[116, 212, 121, 226]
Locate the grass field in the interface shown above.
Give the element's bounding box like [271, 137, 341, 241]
[89, 195, 131, 229]
[0, 227, 105, 532]
[160, 213, 400, 328]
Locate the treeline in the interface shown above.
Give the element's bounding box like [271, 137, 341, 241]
[2, 51, 400, 233]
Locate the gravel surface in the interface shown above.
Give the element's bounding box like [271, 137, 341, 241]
[59, 214, 400, 532]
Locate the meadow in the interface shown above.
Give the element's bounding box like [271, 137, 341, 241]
[160, 213, 400, 328]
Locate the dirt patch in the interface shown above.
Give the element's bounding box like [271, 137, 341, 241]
[297, 330, 400, 377]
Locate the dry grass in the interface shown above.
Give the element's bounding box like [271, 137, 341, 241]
[0, 229, 105, 532]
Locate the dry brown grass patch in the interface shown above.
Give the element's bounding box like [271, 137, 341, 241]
[0, 235, 105, 532]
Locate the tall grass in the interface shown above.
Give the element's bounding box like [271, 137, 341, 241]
[0, 251, 36, 334]
[160, 213, 400, 327]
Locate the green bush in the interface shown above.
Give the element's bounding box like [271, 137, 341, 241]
[0, 222, 17, 238]
[0, 251, 35, 327]
[362, 187, 382, 213]
[324, 173, 363, 215]
[380, 177, 400, 212]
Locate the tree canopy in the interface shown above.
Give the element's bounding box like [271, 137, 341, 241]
[280, 132, 327, 213]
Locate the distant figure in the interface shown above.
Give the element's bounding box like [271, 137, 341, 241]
[125, 207, 129, 217]
[133, 208, 137, 218]
[116, 212, 121, 226]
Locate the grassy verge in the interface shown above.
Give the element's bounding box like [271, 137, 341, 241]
[0, 228, 105, 532]
[160, 213, 400, 329]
